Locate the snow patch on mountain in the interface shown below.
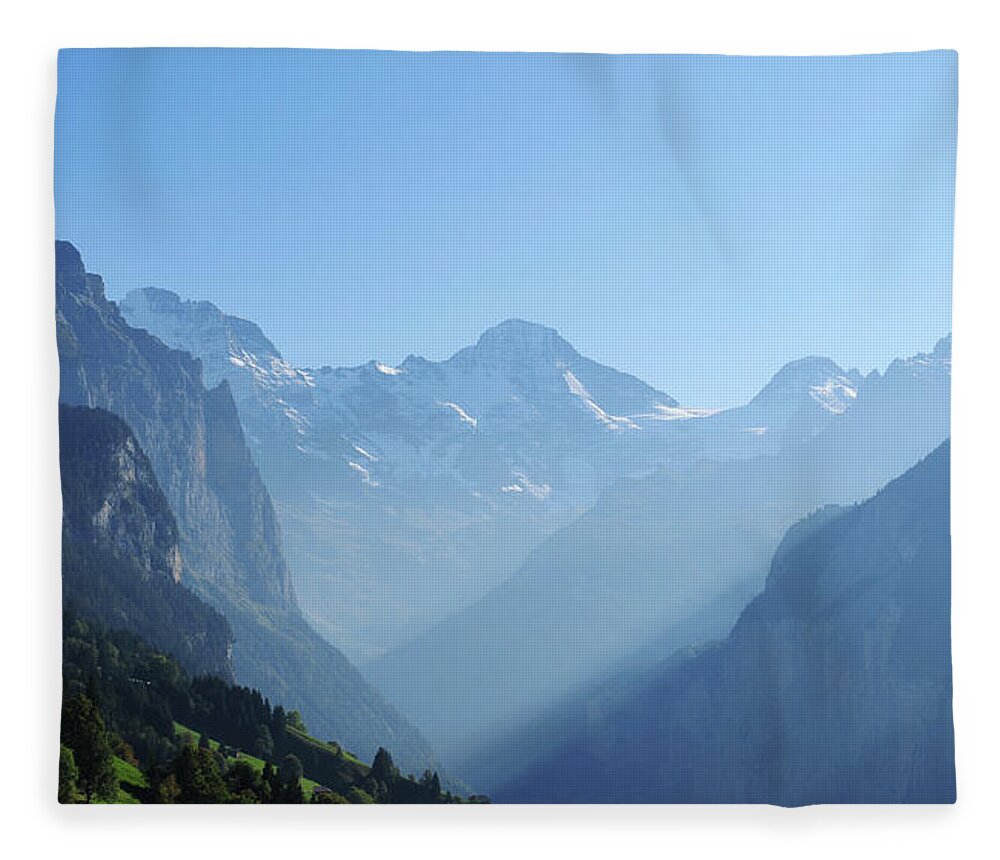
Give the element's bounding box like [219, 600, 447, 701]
[278, 401, 311, 435]
[641, 405, 721, 421]
[438, 401, 478, 429]
[296, 444, 332, 461]
[563, 370, 640, 431]
[809, 376, 858, 414]
[348, 461, 378, 486]
[508, 473, 552, 500]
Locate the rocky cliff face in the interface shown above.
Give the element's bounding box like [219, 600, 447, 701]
[57, 243, 294, 613]
[56, 242, 438, 774]
[59, 404, 234, 680]
[61, 405, 181, 584]
[499, 442, 954, 804]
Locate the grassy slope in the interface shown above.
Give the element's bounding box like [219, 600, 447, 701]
[173, 722, 331, 799]
[286, 724, 365, 766]
[111, 756, 148, 804]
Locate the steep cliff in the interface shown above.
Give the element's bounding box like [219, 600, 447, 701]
[56, 241, 437, 774]
[59, 404, 234, 680]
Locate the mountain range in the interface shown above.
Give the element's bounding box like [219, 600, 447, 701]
[118, 281, 950, 782]
[122, 288, 864, 660]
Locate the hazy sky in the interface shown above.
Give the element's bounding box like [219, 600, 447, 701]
[56, 49, 956, 407]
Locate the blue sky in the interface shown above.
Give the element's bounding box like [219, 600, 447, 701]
[56, 49, 956, 407]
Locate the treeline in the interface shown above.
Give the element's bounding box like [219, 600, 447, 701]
[61, 612, 481, 803]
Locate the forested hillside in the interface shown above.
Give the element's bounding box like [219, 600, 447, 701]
[60, 612, 481, 804]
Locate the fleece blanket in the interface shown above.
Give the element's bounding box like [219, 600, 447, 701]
[55, 48, 956, 805]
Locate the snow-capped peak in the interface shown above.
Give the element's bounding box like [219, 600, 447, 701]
[749, 356, 856, 414]
[453, 318, 579, 367]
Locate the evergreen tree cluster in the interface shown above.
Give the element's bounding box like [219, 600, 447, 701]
[60, 693, 117, 803]
[60, 610, 472, 804]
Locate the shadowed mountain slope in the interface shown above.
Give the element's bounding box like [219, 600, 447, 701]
[499, 442, 954, 804]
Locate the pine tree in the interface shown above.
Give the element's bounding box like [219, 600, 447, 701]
[172, 744, 230, 803]
[283, 777, 305, 803]
[58, 744, 79, 803]
[61, 694, 117, 802]
[156, 773, 181, 804]
[370, 747, 398, 784]
[275, 754, 303, 802]
[263, 761, 282, 803]
[254, 724, 274, 759]
[279, 753, 304, 785]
